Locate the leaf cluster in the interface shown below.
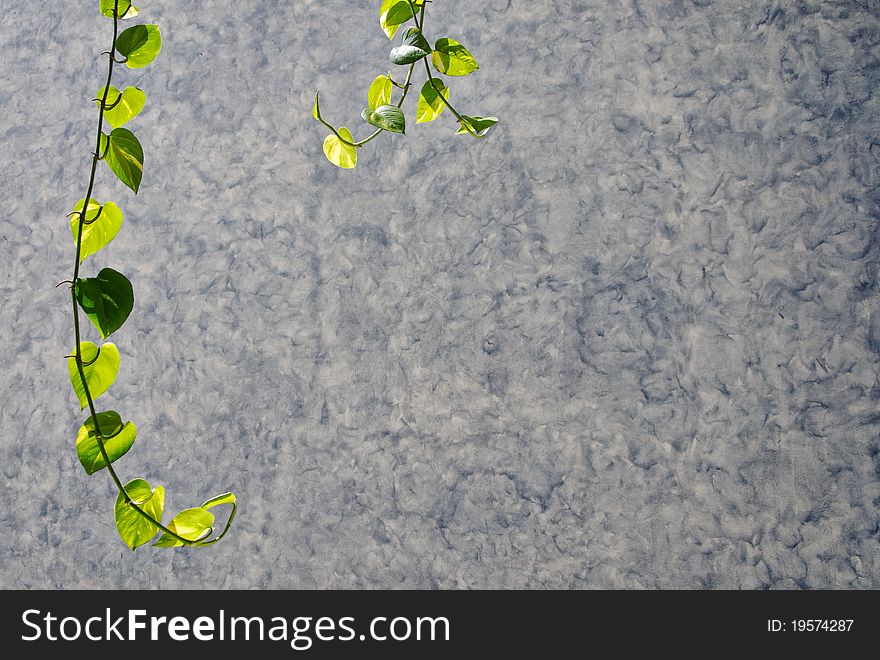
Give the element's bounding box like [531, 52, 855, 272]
[314, 0, 498, 168]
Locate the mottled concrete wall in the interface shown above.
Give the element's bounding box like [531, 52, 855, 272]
[1, 0, 878, 588]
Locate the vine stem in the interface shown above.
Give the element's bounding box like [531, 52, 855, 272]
[71, 0, 193, 546]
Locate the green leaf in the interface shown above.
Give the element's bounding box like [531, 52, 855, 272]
[75, 268, 134, 340]
[69, 198, 123, 263]
[115, 24, 162, 69]
[102, 128, 143, 193]
[100, 0, 139, 19]
[75, 411, 136, 475]
[380, 0, 419, 40]
[197, 492, 238, 545]
[115, 478, 164, 550]
[323, 127, 358, 169]
[432, 38, 479, 76]
[202, 492, 237, 510]
[361, 104, 406, 134]
[97, 85, 145, 128]
[367, 75, 393, 111]
[416, 79, 449, 123]
[390, 27, 431, 65]
[455, 115, 499, 137]
[153, 507, 215, 547]
[68, 342, 120, 410]
[312, 92, 321, 120]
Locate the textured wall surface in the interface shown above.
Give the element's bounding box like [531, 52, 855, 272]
[1, 0, 878, 589]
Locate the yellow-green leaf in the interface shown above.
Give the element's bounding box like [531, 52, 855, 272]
[100, 0, 139, 19]
[380, 0, 420, 40]
[455, 115, 499, 137]
[368, 75, 393, 111]
[97, 85, 145, 128]
[68, 342, 120, 410]
[323, 127, 358, 169]
[432, 38, 479, 76]
[75, 411, 136, 475]
[202, 492, 236, 510]
[115, 24, 162, 69]
[416, 79, 449, 123]
[115, 478, 164, 550]
[70, 198, 123, 263]
[153, 507, 215, 547]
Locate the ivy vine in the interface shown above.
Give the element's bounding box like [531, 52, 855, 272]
[65, 0, 236, 550]
[314, 0, 498, 168]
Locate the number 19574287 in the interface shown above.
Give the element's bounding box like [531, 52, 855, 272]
[768, 620, 854, 632]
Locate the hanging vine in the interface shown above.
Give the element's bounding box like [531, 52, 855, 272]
[65, 0, 236, 550]
[314, 0, 498, 168]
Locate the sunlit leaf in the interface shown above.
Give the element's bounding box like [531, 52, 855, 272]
[202, 492, 236, 510]
[102, 128, 143, 193]
[75, 411, 136, 475]
[70, 198, 123, 263]
[390, 27, 431, 65]
[368, 75, 393, 111]
[380, 0, 421, 40]
[153, 507, 215, 547]
[68, 342, 120, 410]
[432, 38, 479, 76]
[323, 127, 358, 169]
[75, 268, 134, 340]
[114, 478, 164, 550]
[361, 104, 406, 134]
[100, 0, 139, 19]
[312, 92, 321, 120]
[196, 492, 238, 545]
[97, 85, 145, 128]
[416, 79, 449, 123]
[455, 115, 499, 137]
[115, 24, 162, 69]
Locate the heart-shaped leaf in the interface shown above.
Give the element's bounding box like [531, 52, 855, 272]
[70, 198, 123, 262]
[416, 79, 449, 123]
[75, 411, 136, 475]
[390, 27, 431, 65]
[380, 0, 420, 40]
[101, 128, 143, 193]
[432, 38, 479, 76]
[196, 492, 238, 545]
[97, 85, 145, 128]
[153, 507, 215, 547]
[368, 75, 393, 111]
[75, 268, 134, 340]
[115, 478, 164, 550]
[68, 342, 120, 410]
[361, 104, 406, 134]
[100, 0, 139, 19]
[323, 127, 358, 169]
[455, 115, 499, 137]
[115, 24, 162, 69]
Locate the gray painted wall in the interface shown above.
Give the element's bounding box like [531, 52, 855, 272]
[1, 0, 878, 588]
